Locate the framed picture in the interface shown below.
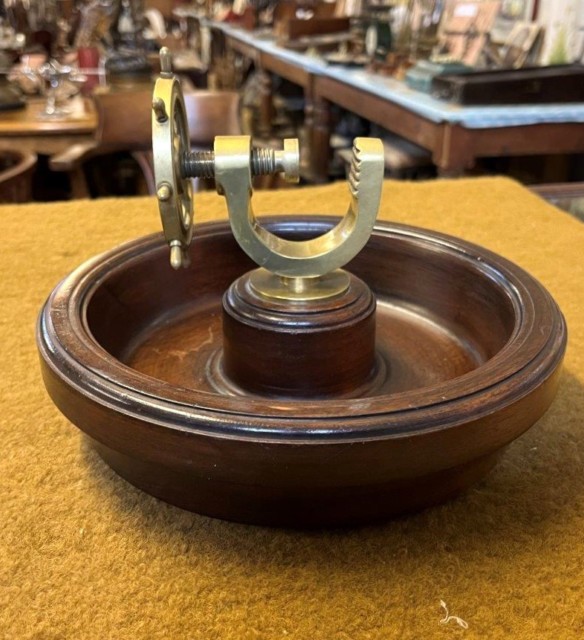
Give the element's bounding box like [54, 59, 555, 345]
[501, 21, 542, 67]
[438, 0, 502, 66]
[491, 0, 537, 44]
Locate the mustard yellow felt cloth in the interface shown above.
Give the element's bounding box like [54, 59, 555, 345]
[1, 178, 583, 639]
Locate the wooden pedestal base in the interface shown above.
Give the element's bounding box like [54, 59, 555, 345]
[222, 271, 376, 397]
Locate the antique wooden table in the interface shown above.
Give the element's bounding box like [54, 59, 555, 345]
[0, 96, 97, 156]
[216, 23, 584, 182]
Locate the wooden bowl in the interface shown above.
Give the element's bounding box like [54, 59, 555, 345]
[37, 218, 566, 526]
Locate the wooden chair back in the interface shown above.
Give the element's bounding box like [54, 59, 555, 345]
[94, 89, 241, 150]
[94, 89, 154, 152]
[183, 91, 242, 147]
[0, 150, 37, 203]
[182, 91, 241, 191]
[49, 89, 242, 197]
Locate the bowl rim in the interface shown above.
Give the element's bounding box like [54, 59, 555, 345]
[37, 216, 567, 442]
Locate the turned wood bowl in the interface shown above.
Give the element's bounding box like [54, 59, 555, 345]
[37, 218, 566, 526]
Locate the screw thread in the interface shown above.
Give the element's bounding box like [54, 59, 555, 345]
[181, 149, 277, 179]
[251, 148, 277, 175]
[181, 150, 215, 179]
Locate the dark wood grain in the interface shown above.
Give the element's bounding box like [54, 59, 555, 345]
[37, 218, 567, 526]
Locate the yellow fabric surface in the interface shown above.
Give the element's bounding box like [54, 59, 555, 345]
[1, 177, 583, 639]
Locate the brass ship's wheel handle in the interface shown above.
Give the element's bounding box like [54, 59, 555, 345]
[152, 48, 384, 299]
[152, 49, 300, 270]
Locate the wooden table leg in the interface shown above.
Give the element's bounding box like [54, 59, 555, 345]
[302, 85, 315, 179]
[308, 95, 332, 184]
[69, 167, 90, 199]
[257, 69, 273, 139]
[434, 124, 475, 177]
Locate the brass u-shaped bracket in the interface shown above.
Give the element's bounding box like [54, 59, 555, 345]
[152, 48, 384, 283]
[215, 136, 384, 280]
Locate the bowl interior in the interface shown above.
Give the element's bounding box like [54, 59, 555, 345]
[84, 219, 517, 402]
